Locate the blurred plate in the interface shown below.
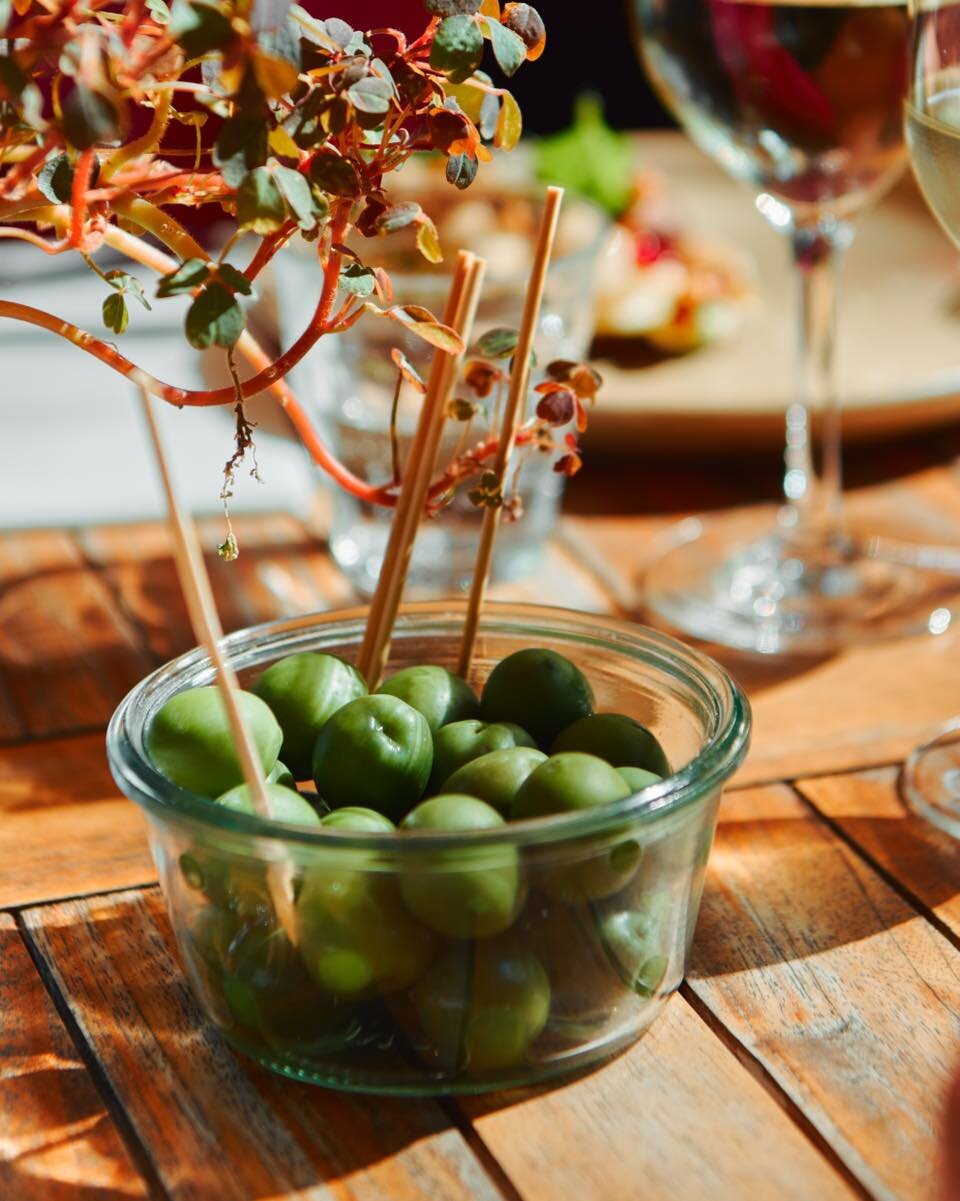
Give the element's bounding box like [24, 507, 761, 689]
[588, 132, 960, 450]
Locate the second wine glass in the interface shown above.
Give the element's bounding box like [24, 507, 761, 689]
[631, 0, 947, 654]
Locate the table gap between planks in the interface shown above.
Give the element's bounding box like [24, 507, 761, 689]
[3, 475, 960, 1201]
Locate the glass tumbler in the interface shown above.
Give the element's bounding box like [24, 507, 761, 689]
[274, 188, 609, 596]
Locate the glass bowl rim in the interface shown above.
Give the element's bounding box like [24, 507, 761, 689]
[106, 600, 751, 852]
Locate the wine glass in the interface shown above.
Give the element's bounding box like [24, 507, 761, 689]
[629, 0, 951, 654]
[900, 0, 960, 834]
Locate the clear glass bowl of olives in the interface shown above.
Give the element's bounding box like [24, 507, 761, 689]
[107, 601, 750, 1095]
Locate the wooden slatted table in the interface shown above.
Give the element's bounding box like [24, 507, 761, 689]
[4, 469, 960, 1201]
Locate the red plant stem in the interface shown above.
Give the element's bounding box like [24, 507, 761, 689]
[236, 334, 388, 505]
[121, 0, 145, 45]
[69, 148, 95, 248]
[242, 222, 297, 284]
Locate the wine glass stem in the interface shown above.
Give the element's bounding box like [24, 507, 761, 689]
[783, 218, 854, 551]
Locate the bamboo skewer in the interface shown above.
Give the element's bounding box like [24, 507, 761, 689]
[358, 250, 487, 687]
[137, 387, 300, 945]
[458, 186, 565, 678]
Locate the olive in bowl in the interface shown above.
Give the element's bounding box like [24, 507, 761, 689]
[399, 794, 522, 939]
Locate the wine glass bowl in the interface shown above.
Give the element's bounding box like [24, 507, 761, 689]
[629, 0, 957, 654]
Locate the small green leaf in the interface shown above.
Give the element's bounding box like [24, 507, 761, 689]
[236, 167, 287, 234]
[372, 201, 421, 234]
[186, 283, 245, 349]
[502, 2, 545, 59]
[217, 262, 253, 296]
[308, 149, 362, 198]
[168, 0, 233, 56]
[430, 14, 483, 83]
[105, 271, 152, 309]
[476, 326, 519, 358]
[494, 88, 521, 150]
[339, 262, 376, 297]
[445, 152, 477, 190]
[391, 348, 426, 393]
[484, 17, 525, 76]
[273, 164, 316, 230]
[62, 86, 120, 150]
[322, 16, 354, 47]
[369, 304, 464, 354]
[146, 0, 170, 23]
[290, 6, 342, 50]
[346, 75, 392, 115]
[37, 153, 73, 203]
[157, 258, 210, 298]
[447, 397, 477, 421]
[102, 292, 129, 335]
[425, 0, 480, 13]
[251, 48, 299, 99]
[416, 216, 443, 264]
[214, 114, 268, 177]
[0, 55, 26, 100]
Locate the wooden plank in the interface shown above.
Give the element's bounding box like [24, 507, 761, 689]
[25, 889, 507, 1201]
[687, 783, 960, 1201]
[0, 912, 148, 1200]
[77, 515, 356, 665]
[0, 733, 153, 908]
[563, 491, 960, 787]
[797, 766, 960, 940]
[464, 995, 859, 1201]
[0, 530, 151, 738]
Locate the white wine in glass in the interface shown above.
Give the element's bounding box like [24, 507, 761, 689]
[631, 0, 953, 654]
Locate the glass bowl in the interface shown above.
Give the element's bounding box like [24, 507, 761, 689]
[107, 602, 750, 1095]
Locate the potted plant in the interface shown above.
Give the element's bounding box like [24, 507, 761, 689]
[0, 0, 597, 554]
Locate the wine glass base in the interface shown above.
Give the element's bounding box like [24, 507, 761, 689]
[643, 506, 960, 656]
[901, 719, 960, 841]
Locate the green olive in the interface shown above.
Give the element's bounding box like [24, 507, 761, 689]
[618, 766, 663, 792]
[412, 939, 551, 1074]
[297, 805, 435, 999]
[480, 648, 594, 747]
[254, 652, 367, 780]
[400, 795, 521, 939]
[319, 806, 396, 833]
[512, 752, 630, 819]
[377, 665, 479, 734]
[444, 747, 547, 816]
[431, 719, 536, 790]
[186, 907, 352, 1053]
[216, 780, 323, 826]
[312, 694, 432, 821]
[552, 713, 670, 777]
[267, 760, 298, 790]
[514, 753, 639, 903]
[599, 896, 672, 997]
[147, 685, 282, 798]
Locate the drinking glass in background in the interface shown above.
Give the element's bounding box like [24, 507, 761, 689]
[274, 175, 609, 596]
[900, 0, 960, 836]
[629, 0, 943, 654]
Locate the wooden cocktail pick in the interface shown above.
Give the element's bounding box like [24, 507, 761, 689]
[458, 186, 564, 678]
[358, 249, 487, 687]
[137, 386, 299, 946]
